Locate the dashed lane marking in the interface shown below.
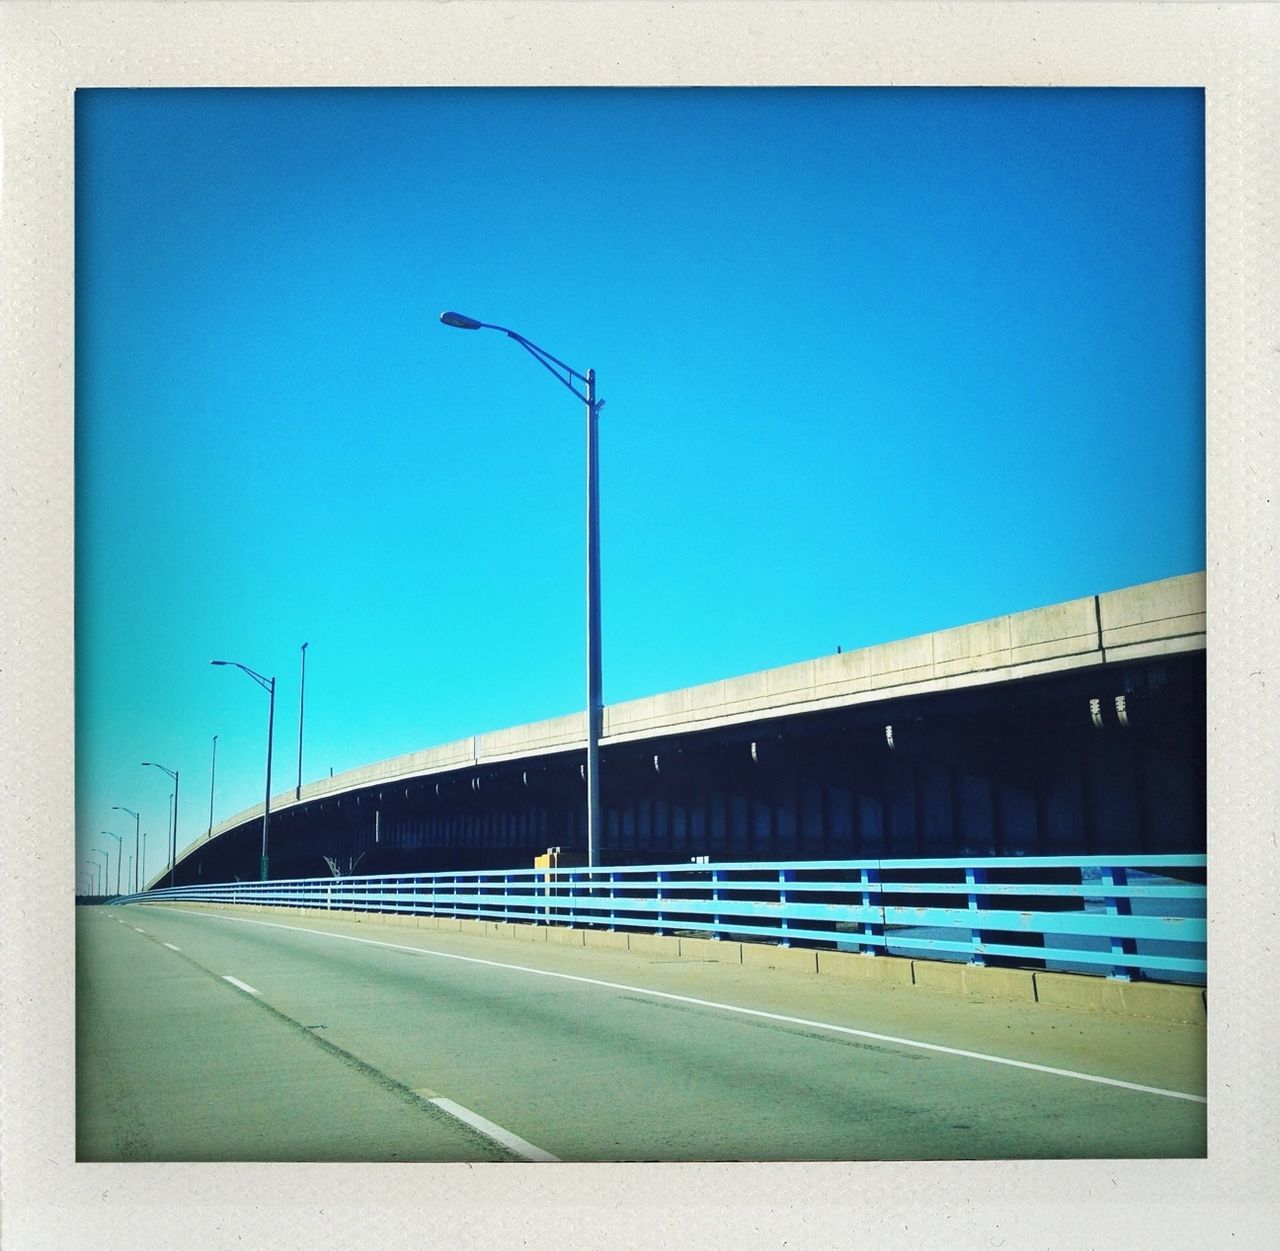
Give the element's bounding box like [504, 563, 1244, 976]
[409, 1085, 556, 1162]
[222, 975, 260, 995]
[427, 1096, 559, 1163]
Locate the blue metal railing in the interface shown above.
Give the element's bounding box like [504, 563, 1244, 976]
[109, 854, 1206, 984]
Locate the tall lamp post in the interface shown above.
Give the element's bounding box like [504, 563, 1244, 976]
[102, 831, 122, 896]
[141, 830, 148, 888]
[439, 310, 605, 869]
[142, 761, 180, 887]
[113, 806, 140, 893]
[296, 642, 308, 800]
[212, 659, 276, 881]
[208, 734, 218, 838]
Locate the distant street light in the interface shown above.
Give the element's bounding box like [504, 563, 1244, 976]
[113, 806, 140, 893]
[208, 734, 218, 838]
[296, 642, 308, 800]
[142, 761, 180, 887]
[212, 659, 276, 881]
[102, 831, 122, 896]
[141, 830, 148, 888]
[439, 310, 605, 868]
[93, 848, 108, 896]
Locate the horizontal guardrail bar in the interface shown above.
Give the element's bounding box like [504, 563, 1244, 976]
[113, 853, 1206, 985]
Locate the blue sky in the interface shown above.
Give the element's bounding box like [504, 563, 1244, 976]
[74, 87, 1204, 890]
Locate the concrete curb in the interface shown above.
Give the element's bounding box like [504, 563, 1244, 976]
[136, 901, 1206, 1025]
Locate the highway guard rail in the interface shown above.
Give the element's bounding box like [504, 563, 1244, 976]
[108, 854, 1206, 984]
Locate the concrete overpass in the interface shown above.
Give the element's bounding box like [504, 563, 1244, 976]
[160, 572, 1205, 884]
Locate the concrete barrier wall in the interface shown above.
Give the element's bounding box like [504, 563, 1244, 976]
[140, 901, 1207, 1025]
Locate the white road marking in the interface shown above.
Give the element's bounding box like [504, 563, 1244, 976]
[163, 942, 181, 951]
[222, 975, 260, 995]
[426, 1096, 559, 1163]
[132, 928, 147, 934]
[175, 909, 1206, 1104]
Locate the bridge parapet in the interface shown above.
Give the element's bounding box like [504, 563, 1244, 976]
[130, 852, 1205, 987]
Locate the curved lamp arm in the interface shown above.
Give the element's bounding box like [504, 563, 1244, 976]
[439, 310, 602, 409]
[211, 659, 274, 693]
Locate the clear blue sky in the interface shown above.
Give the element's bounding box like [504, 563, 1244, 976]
[74, 87, 1204, 889]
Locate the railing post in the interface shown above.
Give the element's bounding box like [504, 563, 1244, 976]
[655, 870, 666, 936]
[568, 870, 578, 929]
[966, 865, 987, 966]
[1100, 864, 1137, 980]
[608, 869, 617, 932]
[712, 867, 723, 941]
[779, 868, 792, 949]
[860, 865, 882, 956]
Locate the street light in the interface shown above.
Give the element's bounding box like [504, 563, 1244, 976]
[439, 310, 605, 868]
[142, 761, 180, 887]
[93, 848, 109, 896]
[296, 642, 308, 801]
[141, 830, 148, 888]
[208, 734, 218, 838]
[212, 659, 276, 880]
[102, 831, 122, 896]
[113, 806, 140, 893]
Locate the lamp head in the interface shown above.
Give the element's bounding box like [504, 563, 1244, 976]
[210, 660, 228, 667]
[440, 310, 483, 330]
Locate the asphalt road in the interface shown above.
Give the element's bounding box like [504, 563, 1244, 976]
[76, 904, 1206, 1163]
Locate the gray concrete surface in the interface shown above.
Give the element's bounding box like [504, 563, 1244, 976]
[77, 902, 1205, 1162]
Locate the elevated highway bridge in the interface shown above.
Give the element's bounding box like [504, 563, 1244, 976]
[157, 572, 1204, 885]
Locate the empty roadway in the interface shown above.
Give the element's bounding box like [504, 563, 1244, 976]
[76, 904, 1205, 1163]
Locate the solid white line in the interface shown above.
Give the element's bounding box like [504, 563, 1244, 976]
[222, 975, 260, 995]
[163, 942, 181, 951]
[175, 908, 1205, 1104]
[428, 1096, 560, 1163]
